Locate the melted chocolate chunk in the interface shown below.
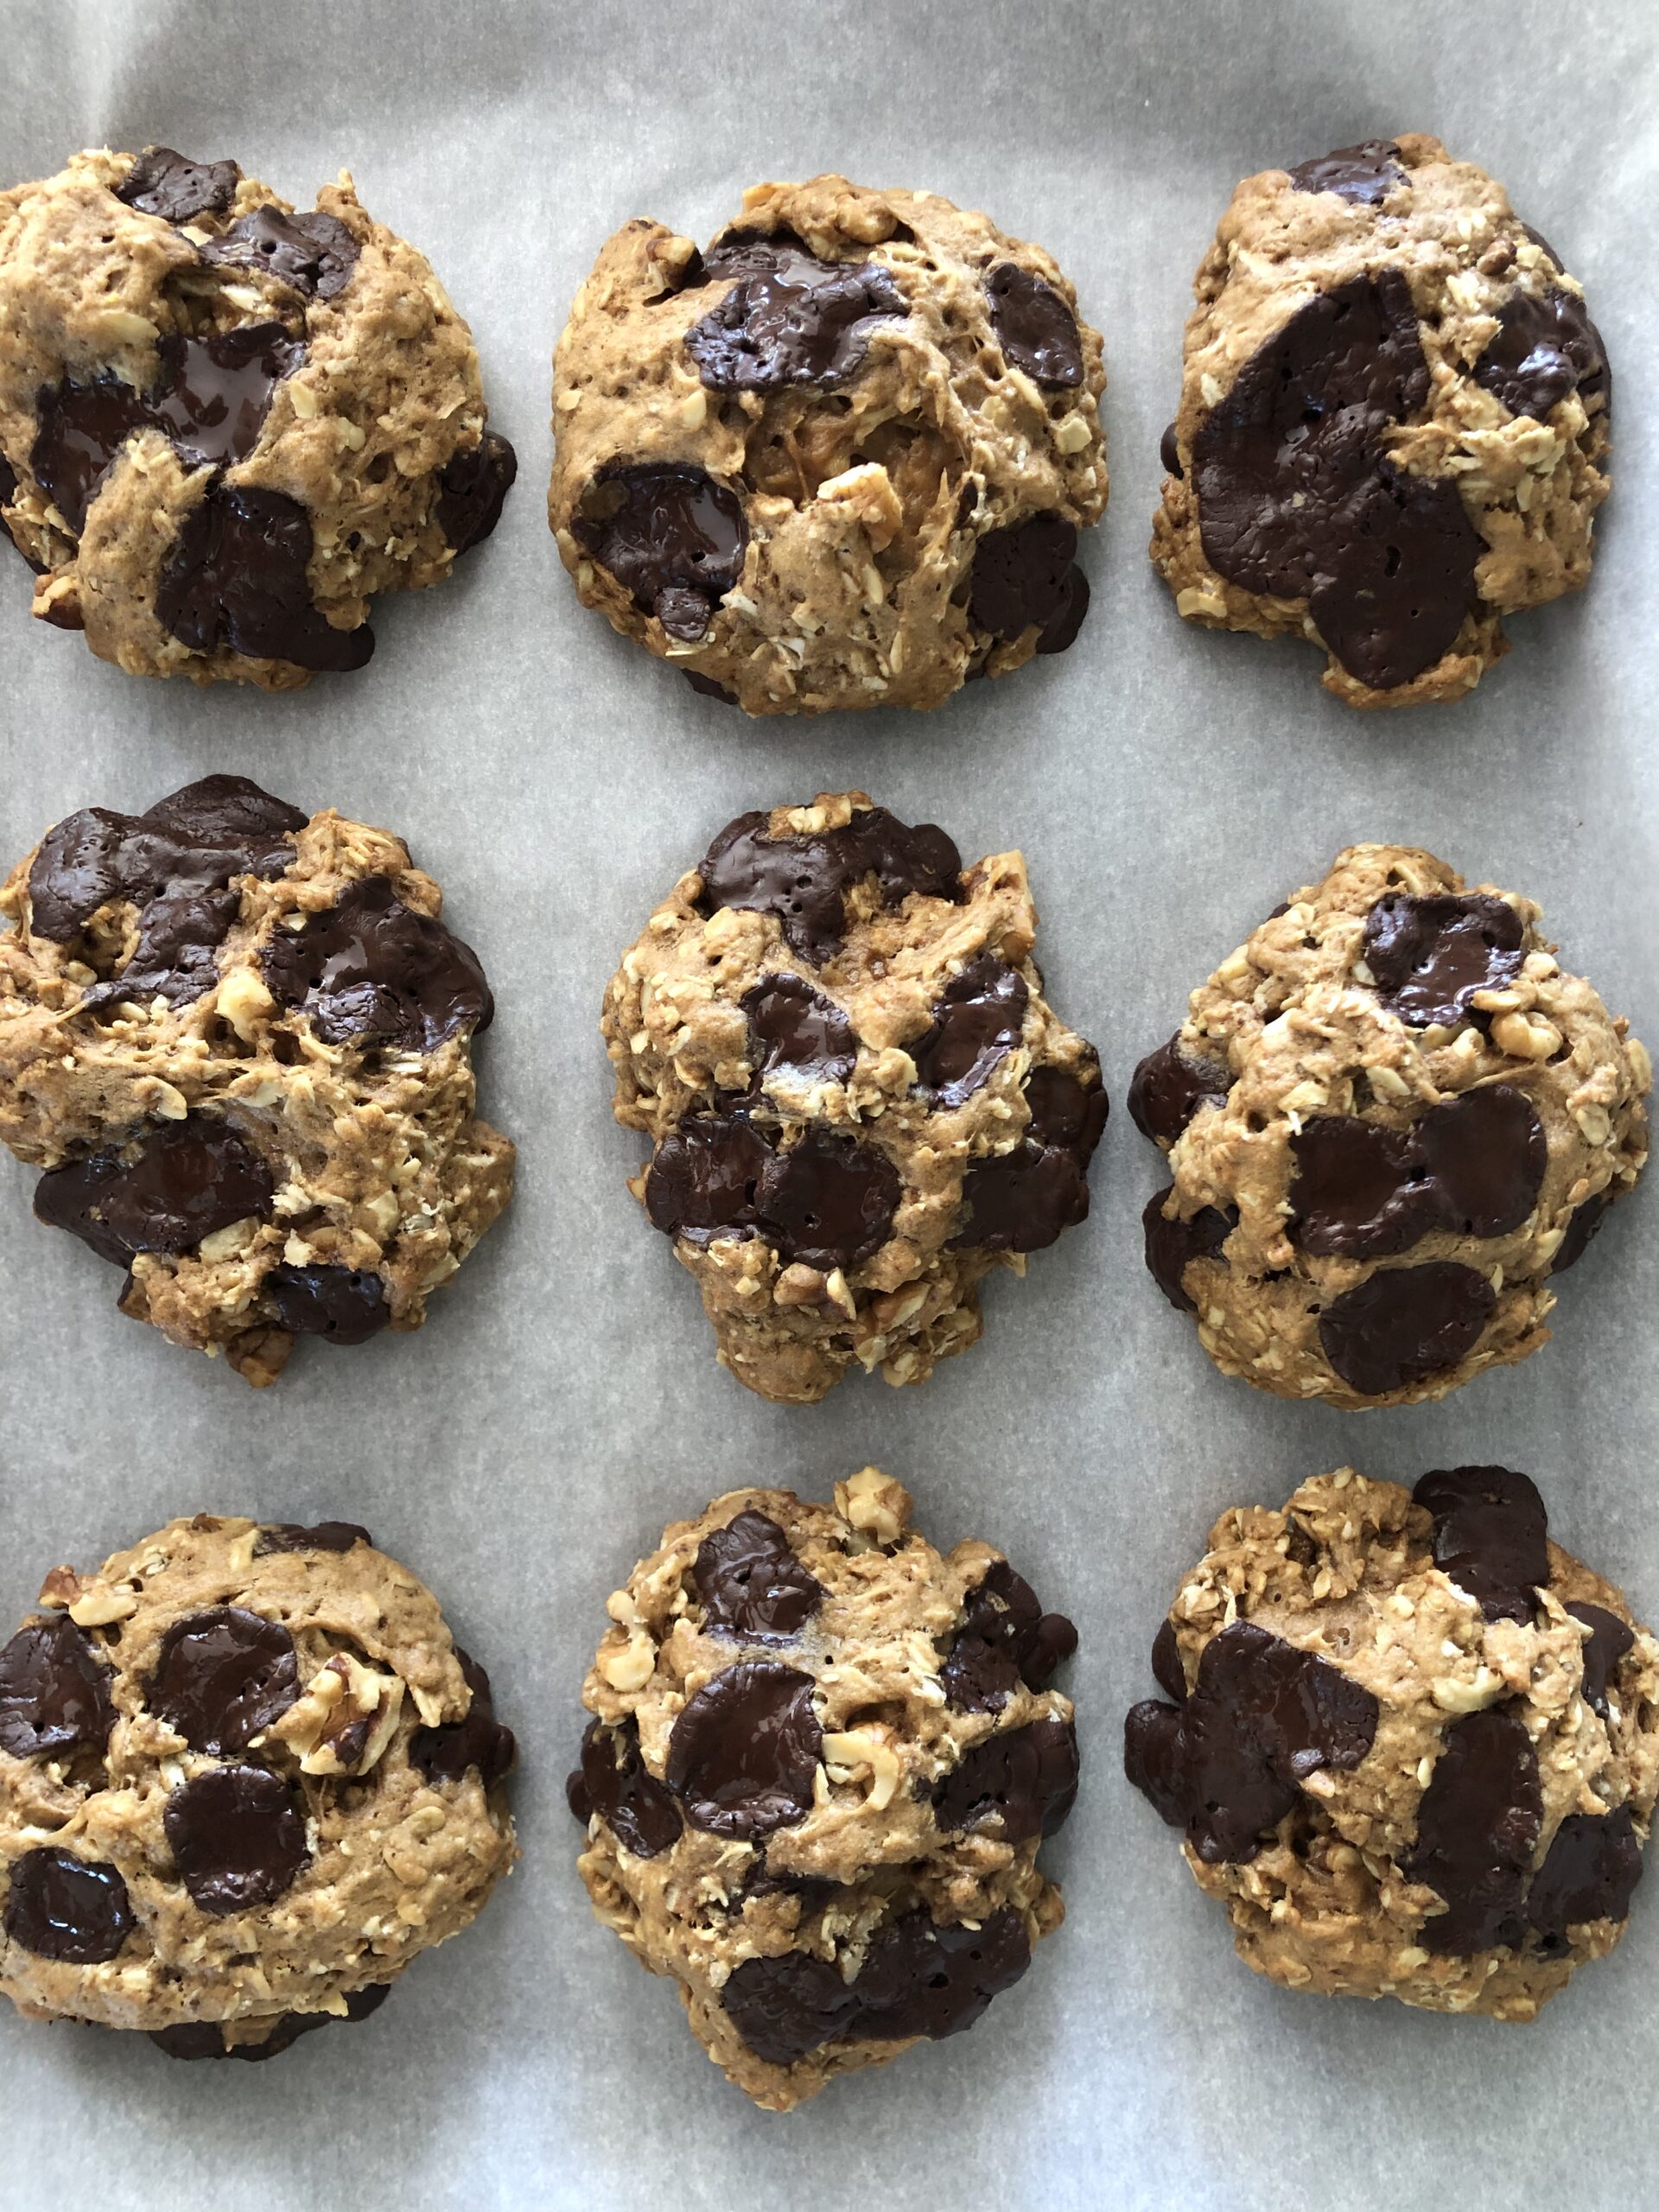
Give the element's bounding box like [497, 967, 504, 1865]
[0, 1616, 115, 1760]
[435, 430, 518, 552]
[955, 1065, 1107, 1254]
[1403, 1707, 1541, 1954]
[30, 378, 154, 536]
[664, 1662, 822, 1839]
[941, 1560, 1077, 1713]
[1475, 287, 1610, 421]
[201, 204, 359, 300]
[753, 1129, 900, 1271]
[722, 1906, 1030, 2065]
[741, 974, 855, 1088]
[934, 1715, 1078, 1842]
[1527, 1806, 1642, 1951]
[1361, 889, 1526, 1028]
[698, 804, 962, 963]
[566, 1719, 683, 1858]
[686, 231, 906, 391]
[969, 512, 1090, 653]
[1318, 1261, 1496, 1396]
[694, 1511, 824, 1642]
[0, 454, 16, 506]
[147, 1607, 298, 1755]
[1195, 270, 1478, 690]
[1290, 1085, 1546, 1258]
[683, 669, 736, 703]
[1128, 1033, 1231, 1147]
[1415, 1085, 1547, 1236]
[252, 1522, 372, 1556]
[35, 1116, 273, 1268]
[115, 146, 240, 224]
[986, 263, 1084, 387]
[262, 1266, 390, 1344]
[149, 1982, 389, 2062]
[1413, 1466, 1549, 1624]
[156, 482, 373, 671]
[1553, 1191, 1610, 1274]
[1160, 422, 1183, 478]
[1142, 1187, 1234, 1311]
[409, 1651, 516, 1788]
[645, 1114, 770, 1244]
[574, 463, 747, 639]
[1150, 1618, 1187, 1705]
[912, 955, 1028, 1107]
[262, 874, 493, 1052]
[1123, 1619, 1377, 1864]
[1287, 140, 1406, 205]
[164, 1764, 310, 1915]
[3, 1847, 133, 1962]
[1567, 1603, 1635, 1718]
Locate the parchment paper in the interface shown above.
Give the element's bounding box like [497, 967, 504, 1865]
[1, 3, 1656, 2205]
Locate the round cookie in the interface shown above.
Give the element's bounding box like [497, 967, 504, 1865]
[567, 1471, 1077, 2108]
[1123, 1466, 1659, 2018]
[0, 1514, 516, 2053]
[0, 774, 513, 1383]
[1129, 843, 1648, 1407]
[604, 791, 1107, 1402]
[550, 174, 1104, 714]
[0, 145, 516, 686]
[1152, 134, 1610, 707]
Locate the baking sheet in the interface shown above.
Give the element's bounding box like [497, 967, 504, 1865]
[1, 0, 1656, 2204]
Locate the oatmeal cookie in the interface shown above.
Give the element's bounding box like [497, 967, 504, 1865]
[568, 1471, 1077, 2108]
[603, 791, 1107, 1402]
[0, 1514, 516, 2055]
[550, 174, 1104, 713]
[0, 774, 513, 1382]
[1125, 1467, 1658, 2018]
[1152, 135, 1610, 705]
[0, 145, 515, 685]
[1129, 843, 1648, 1406]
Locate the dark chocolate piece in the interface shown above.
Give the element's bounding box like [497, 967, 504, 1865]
[147, 1607, 299, 1756]
[986, 263, 1084, 387]
[156, 483, 374, 671]
[251, 1522, 372, 1557]
[1141, 1187, 1233, 1311]
[1412, 1465, 1549, 1624]
[262, 1267, 390, 1344]
[932, 1714, 1079, 1842]
[1289, 1085, 1546, 1258]
[940, 1560, 1077, 1713]
[201, 205, 359, 300]
[686, 231, 906, 391]
[435, 430, 518, 552]
[912, 954, 1028, 1107]
[35, 1116, 273, 1268]
[0, 1616, 116, 1760]
[262, 874, 493, 1052]
[115, 146, 240, 224]
[1287, 140, 1406, 206]
[1566, 1603, 1635, 1719]
[645, 1114, 770, 1244]
[969, 512, 1090, 653]
[664, 1662, 821, 1840]
[1475, 287, 1609, 421]
[566, 1719, 683, 1858]
[1318, 1262, 1496, 1395]
[1361, 890, 1526, 1029]
[753, 1129, 900, 1271]
[693, 1511, 824, 1643]
[574, 463, 747, 640]
[149, 1982, 389, 2062]
[409, 1651, 515, 1788]
[698, 804, 961, 963]
[1403, 1707, 1541, 1954]
[1552, 1192, 1610, 1274]
[955, 1064, 1107, 1254]
[163, 1764, 310, 1915]
[3, 1847, 134, 1962]
[1527, 1806, 1642, 1951]
[1128, 1033, 1231, 1147]
[741, 974, 856, 1088]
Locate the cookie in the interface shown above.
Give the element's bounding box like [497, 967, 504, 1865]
[1129, 843, 1648, 1407]
[0, 146, 516, 686]
[1124, 1467, 1658, 2018]
[1152, 135, 1610, 707]
[0, 1513, 516, 2052]
[0, 774, 513, 1383]
[603, 791, 1107, 1402]
[568, 1471, 1077, 2107]
[550, 175, 1104, 714]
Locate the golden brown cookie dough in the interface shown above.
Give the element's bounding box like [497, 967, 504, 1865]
[550, 174, 1105, 714]
[0, 145, 515, 687]
[1129, 842, 1648, 1407]
[1124, 1468, 1659, 2019]
[1152, 135, 1610, 706]
[0, 774, 513, 1383]
[0, 1514, 516, 2056]
[604, 791, 1107, 1402]
[568, 1471, 1077, 2108]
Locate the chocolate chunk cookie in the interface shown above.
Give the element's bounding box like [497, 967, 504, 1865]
[1153, 134, 1610, 706]
[550, 175, 1105, 714]
[0, 147, 515, 686]
[568, 1471, 1077, 2107]
[0, 775, 513, 1383]
[604, 791, 1107, 1402]
[1124, 1468, 1658, 2018]
[1130, 844, 1648, 1407]
[0, 1514, 515, 2050]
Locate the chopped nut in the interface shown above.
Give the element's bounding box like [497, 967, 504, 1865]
[271, 1652, 406, 1777]
[833, 1466, 912, 1546]
[1491, 1009, 1561, 1061]
[68, 1583, 138, 1627]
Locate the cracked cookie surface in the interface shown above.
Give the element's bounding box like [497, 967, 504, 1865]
[1124, 1468, 1658, 2018]
[0, 145, 515, 686]
[568, 1471, 1076, 2108]
[1152, 134, 1610, 707]
[0, 1514, 515, 2054]
[604, 791, 1107, 1402]
[1130, 842, 1648, 1407]
[0, 774, 513, 1383]
[550, 175, 1104, 714]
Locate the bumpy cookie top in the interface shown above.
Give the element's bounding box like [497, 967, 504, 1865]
[1124, 1468, 1659, 2019]
[550, 175, 1105, 715]
[1153, 134, 1611, 707]
[604, 791, 1107, 1402]
[0, 146, 514, 685]
[569, 1471, 1077, 2107]
[1131, 843, 1649, 1407]
[0, 1515, 516, 2044]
